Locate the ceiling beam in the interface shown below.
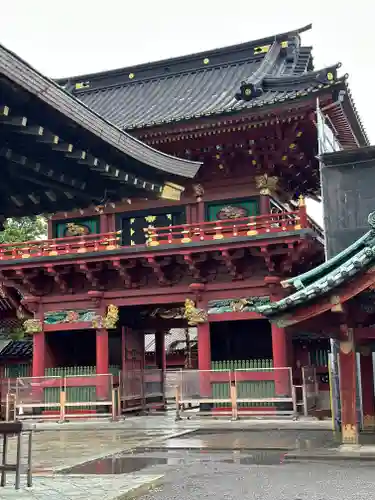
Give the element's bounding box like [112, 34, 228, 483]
[0, 147, 86, 188]
[0, 104, 167, 199]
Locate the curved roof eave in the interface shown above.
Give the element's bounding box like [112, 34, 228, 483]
[255, 211, 375, 320]
[0, 43, 201, 179]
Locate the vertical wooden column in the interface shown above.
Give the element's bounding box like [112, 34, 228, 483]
[96, 328, 109, 401]
[360, 345, 375, 430]
[255, 174, 278, 215]
[265, 276, 290, 396]
[155, 331, 166, 371]
[32, 331, 46, 378]
[100, 213, 108, 233]
[339, 329, 359, 444]
[271, 323, 290, 395]
[155, 331, 166, 406]
[197, 322, 211, 371]
[259, 194, 270, 215]
[192, 184, 205, 223]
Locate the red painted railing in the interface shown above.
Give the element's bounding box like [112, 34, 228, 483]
[145, 209, 307, 247]
[0, 231, 121, 260]
[0, 207, 311, 261]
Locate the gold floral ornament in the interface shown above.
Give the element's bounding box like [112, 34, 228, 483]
[255, 174, 278, 195]
[183, 298, 208, 326]
[103, 304, 119, 329]
[91, 304, 119, 329]
[65, 222, 88, 236]
[24, 319, 43, 334]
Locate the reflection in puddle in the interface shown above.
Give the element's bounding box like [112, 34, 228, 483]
[62, 450, 285, 475]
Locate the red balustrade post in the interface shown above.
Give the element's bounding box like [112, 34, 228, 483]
[297, 195, 307, 228]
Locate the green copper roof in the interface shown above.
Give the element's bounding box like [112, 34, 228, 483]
[256, 211, 375, 320]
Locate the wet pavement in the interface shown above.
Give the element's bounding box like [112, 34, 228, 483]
[1, 427, 190, 472]
[0, 415, 374, 499]
[147, 429, 340, 451]
[136, 458, 375, 500]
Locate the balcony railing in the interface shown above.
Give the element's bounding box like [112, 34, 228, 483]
[145, 209, 308, 246]
[0, 231, 121, 260]
[0, 207, 315, 261]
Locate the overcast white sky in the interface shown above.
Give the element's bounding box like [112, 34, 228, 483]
[1, 1, 372, 224]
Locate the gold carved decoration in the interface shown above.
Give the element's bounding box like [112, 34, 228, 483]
[24, 319, 43, 334]
[183, 298, 208, 326]
[363, 414, 375, 430]
[66, 222, 88, 236]
[342, 424, 358, 444]
[339, 328, 354, 354]
[161, 182, 184, 201]
[145, 215, 157, 223]
[92, 304, 119, 329]
[230, 298, 248, 312]
[330, 295, 343, 313]
[255, 174, 278, 196]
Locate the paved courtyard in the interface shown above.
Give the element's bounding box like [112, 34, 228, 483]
[0, 414, 369, 499]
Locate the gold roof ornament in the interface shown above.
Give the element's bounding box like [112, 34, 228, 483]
[255, 174, 278, 195]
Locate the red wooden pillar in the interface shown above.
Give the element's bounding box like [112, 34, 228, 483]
[197, 321, 211, 408]
[198, 322, 211, 372]
[32, 330, 46, 407]
[259, 195, 270, 215]
[271, 323, 290, 395]
[96, 328, 109, 400]
[265, 277, 290, 396]
[339, 332, 359, 444]
[32, 331, 46, 378]
[360, 346, 375, 430]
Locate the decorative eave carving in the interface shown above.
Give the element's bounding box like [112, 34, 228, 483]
[183, 298, 207, 326]
[23, 318, 42, 334]
[92, 304, 119, 329]
[255, 174, 278, 195]
[192, 183, 204, 202]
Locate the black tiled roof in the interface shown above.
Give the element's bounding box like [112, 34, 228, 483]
[0, 340, 32, 360]
[56, 25, 368, 146]
[0, 42, 201, 179]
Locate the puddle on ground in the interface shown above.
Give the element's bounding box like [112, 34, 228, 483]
[61, 449, 286, 474]
[145, 429, 341, 451]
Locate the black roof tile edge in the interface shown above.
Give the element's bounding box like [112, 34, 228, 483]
[125, 78, 347, 131]
[339, 81, 370, 146]
[55, 24, 312, 86]
[0, 43, 201, 179]
[256, 213, 375, 319]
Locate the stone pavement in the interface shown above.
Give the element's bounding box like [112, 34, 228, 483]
[0, 473, 163, 500]
[0, 413, 371, 498]
[0, 423, 190, 499]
